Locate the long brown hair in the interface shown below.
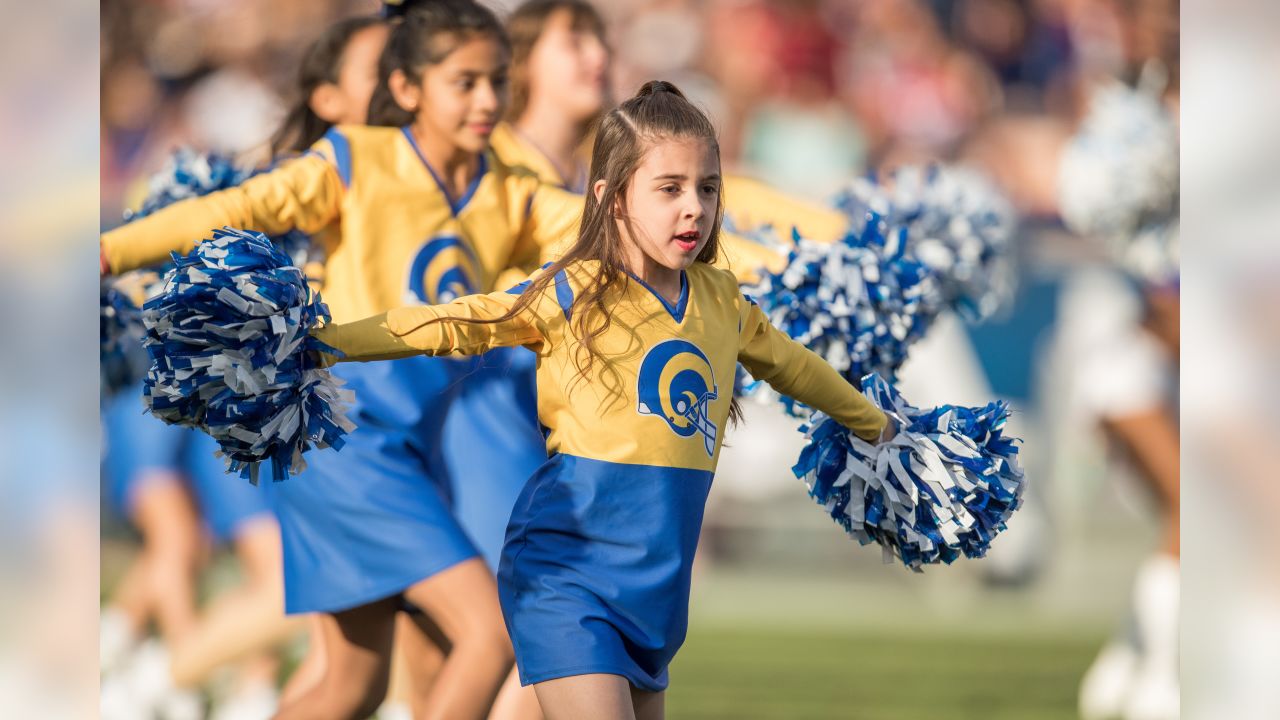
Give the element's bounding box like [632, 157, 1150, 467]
[504, 0, 608, 127]
[397, 81, 733, 414]
[270, 16, 386, 156]
[367, 0, 510, 127]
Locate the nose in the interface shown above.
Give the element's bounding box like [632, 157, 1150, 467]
[585, 37, 608, 75]
[683, 192, 704, 221]
[475, 79, 502, 116]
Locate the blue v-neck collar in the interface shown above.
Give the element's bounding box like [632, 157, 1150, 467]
[401, 126, 487, 216]
[626, 270, 689, 323]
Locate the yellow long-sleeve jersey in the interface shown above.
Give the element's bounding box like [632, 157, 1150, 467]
[100, 125, 584, 323]
[315, 260, 888, 469]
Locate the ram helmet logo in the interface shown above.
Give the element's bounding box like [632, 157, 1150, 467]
[636, 339, 719, 457]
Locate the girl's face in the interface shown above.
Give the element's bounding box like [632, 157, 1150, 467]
[310, 24, 389, 126]
[399, 34, 510, 155]
[605, 137, 720, 275]
[526, 9, 608, 122]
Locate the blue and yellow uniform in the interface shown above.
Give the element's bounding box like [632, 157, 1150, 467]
[450, 126, 850, 569]
[315, 260, 888, 690]
[101, 124, 582, 613]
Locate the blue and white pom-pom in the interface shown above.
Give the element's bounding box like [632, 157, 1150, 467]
[1058, 79, 1179, 285]
[742, 218, 940, 397]
[833, 164, 1018, 322]
[125, 148, 248, 221]
[793, 373, 1024, 570]
[141, 228, 355, 483]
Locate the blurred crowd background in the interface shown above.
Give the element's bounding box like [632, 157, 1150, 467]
[13, 0, 1280, 717]
[102, 0, 1174, 217]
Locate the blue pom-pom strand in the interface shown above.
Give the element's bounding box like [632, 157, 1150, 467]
[792, 373, 1024, 570]
[141, 228, 355, 483]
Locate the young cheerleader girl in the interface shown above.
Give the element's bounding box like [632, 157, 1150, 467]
[100, 3, 584, 717]
[311, 81, 895, 720]
[101, 16, 391, 718]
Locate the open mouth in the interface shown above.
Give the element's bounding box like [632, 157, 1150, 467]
[673, 230, 700, 252]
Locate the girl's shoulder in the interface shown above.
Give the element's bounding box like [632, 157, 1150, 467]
[688, 260, 743, 296]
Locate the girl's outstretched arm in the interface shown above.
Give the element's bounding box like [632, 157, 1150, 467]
[722, 175, 849, 244]
[100, 135, 348, 274]
[736, 290, 888, 442]
[314, 276, 556, 364]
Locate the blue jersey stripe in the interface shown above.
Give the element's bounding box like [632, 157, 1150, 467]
[553, 269, 574, 321]
[322, 128, 353, 187]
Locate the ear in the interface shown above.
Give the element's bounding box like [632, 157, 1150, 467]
[388, 69, 421, 114]
[308, 83, 345, 124]
[592, 178, 607, 203]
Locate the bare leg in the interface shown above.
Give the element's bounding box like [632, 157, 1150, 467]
[106, 551, 153, 637]
[533, 673, 638, 720]
[273, 599, 398, 720]
[169, 518, 302, 687]
[489, 668, 544, 720]
[130, 475, 205, 643]
[631, 685, 664, 720]
[401, 558, 513, 720]
[277, 615, 326, 708]
[1102, 407, 1180, 556]
[384, 610, 447, 715]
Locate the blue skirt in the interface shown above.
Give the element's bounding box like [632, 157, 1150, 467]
[443, 347, 546, 571]
[102, 386, 272, 542]
[271, 356, 480, 615]
[498, 454, 714, 692]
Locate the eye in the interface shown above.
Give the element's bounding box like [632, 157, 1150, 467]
[661, 184, 680, 195]
[457, 78, 475, 91]
[700, 184, 718, 195]
[493, 75, 509, 90]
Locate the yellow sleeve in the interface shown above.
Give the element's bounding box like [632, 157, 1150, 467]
[715, 229, 788, 284]
[101, 153, 343, 274]
[722, 175, 849, 244]
[736, 293, 887, 442]
[314, 272, 560, 364]
[521, 184, 585, 265]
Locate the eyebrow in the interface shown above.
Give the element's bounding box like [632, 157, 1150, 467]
[453, 68, 508, 78]
[652, 173, 721, 182]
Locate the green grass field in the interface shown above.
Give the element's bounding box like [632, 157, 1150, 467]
[668, 626, 1100, 719]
